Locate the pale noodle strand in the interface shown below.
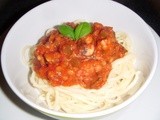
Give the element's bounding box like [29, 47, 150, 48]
[21, 45, 32, 67]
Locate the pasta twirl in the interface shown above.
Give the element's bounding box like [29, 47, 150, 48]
[27, 29, 144, 113]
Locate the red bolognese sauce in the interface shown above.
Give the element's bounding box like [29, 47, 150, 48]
[32, 22, 127, 89]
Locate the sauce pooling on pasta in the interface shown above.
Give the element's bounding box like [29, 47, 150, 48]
[33, 22, 127, 89]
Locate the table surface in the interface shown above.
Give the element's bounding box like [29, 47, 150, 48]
[0, 0, 159, 36]
[0, 0, 160, 120]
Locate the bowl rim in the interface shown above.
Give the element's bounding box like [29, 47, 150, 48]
[1, 0, 158, 119]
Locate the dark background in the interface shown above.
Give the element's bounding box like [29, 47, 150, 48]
[0, 0, 160, 37]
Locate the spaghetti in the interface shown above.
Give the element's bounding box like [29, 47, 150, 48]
[26, 22, 143, 113]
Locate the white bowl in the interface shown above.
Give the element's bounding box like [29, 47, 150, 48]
[1, 0, 158, 120]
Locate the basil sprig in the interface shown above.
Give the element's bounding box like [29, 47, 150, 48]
[58, 22, 92, 40]
[58, 24, 75, 40]
[75, 22, 92, 40]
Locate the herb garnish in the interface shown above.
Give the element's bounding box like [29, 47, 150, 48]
[58, 22, 92, 40]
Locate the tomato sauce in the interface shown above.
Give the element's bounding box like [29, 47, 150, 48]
[33, 22, 127, 89]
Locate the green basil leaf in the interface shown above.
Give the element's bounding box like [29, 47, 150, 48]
[75, 22, 92, 40]
[58, 24, 75, 39]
